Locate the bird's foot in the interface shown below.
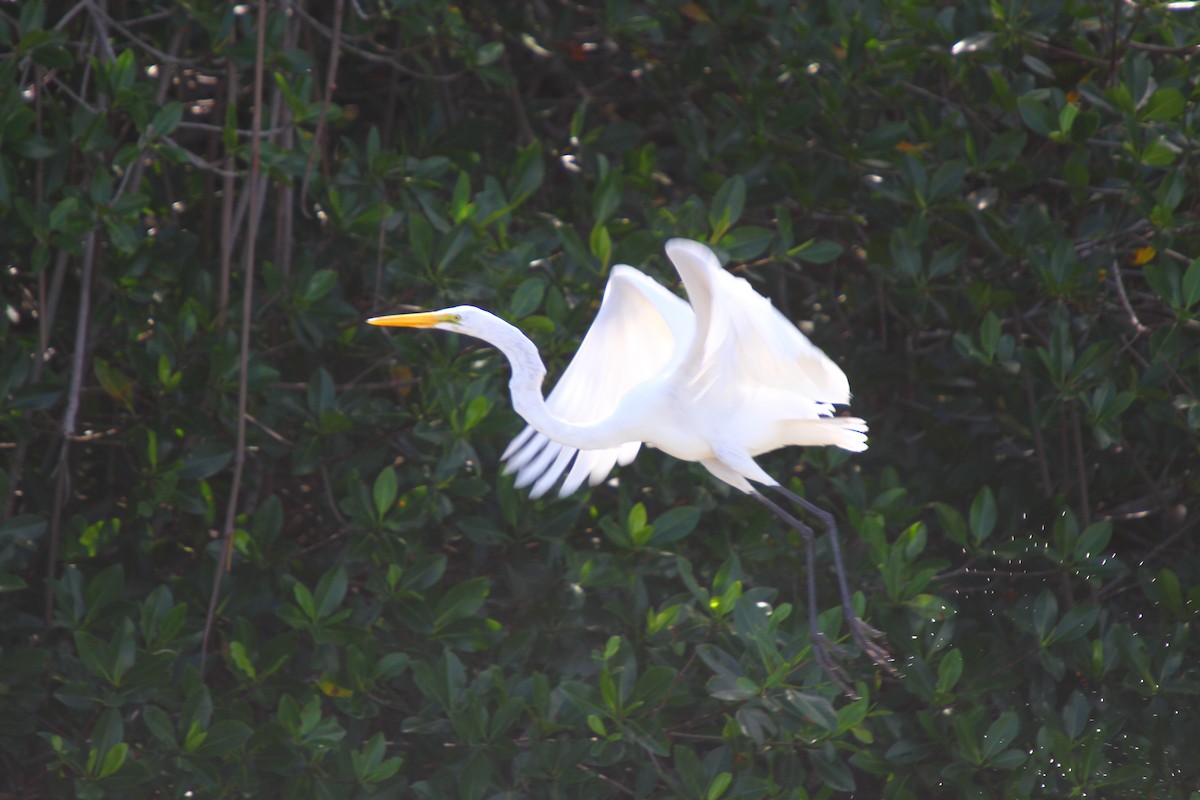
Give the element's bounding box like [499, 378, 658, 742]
[811, 613, 895, 697]
[847, 612, 896, 675]
[810, 631, 858, 699]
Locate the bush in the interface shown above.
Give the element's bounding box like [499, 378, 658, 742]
[2, 1, 1197, 797]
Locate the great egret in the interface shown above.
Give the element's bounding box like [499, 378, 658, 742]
[369, 238, 888, 690]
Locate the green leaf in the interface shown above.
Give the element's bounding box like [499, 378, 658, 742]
[508, 142, 544, 202]
[810, 748, 856, 792]
[626, 502, 649, 541]
[84, 564, 125, 623]
[178, 444, 233, 480]
[433, 577, 489, 629]
[373, 468, 398, 518]
[400, 554, 447, 592]
[792, 239, 844, 264]
[150, 101, 183, 137]
[709, 174, 746, 239]
[142, 706, 176, 748]
[649, 506, 700, 545]
[1017, 94, 1055, 137]
[0, 513, 47, 544]
[1055, 101, 1080, 138]
[933, 502, 968, 547]
[981, 711, 1019, 761]
[719, 226, 773, 259]
[0, 574, 29, 592]
[1140, 87, 1184, 121]
[475, 41, 504, 67]
[1073, 521, 1112, 563]
[937, 648, 963, 693]
[489, 696, 526, 740]
[451, 171, 473, 222]
[48, 196, 78, 231]
[93, 356, 134, 409]
[192, 720, 253, 757]
[409, 214, 433, 266]
[301, 269, 337, 303]
[1062, 690, 1090, 741]
[990, 749, 1029, 770]
[587, 714, 607, 737]
[458, 750, 492, 800]
[89, 708, 124, 773]
[1140, 138, 1177, 166]
[979, 311, 1000, 359]
[556, 224, 592, 268]
[109, 48, 136, 91]
[1032, 590, 1057, 640]
[229, 640, 257, 680]
[589, 222, 612, 269]
[1151, 568, 1184, 618]
[314, 565, 348, 619]
[293, 582, 317, 620]
[75, 630, 113, 683]
[630, 666, 677, 706]
[706, 772, 733, 800]
[1048, 604, 1098, 645]
[592, 172, 622, 225]
[462, 395, 490, 432]
[786, 690, 838, 732]
[509, 277, 545, 318]
[1182, 258, 1200, 308]
[96, 741, 128, 778]
[888, 229, 921, 279]
[928, 160, 965, 201]
[969, 486, 997, 544]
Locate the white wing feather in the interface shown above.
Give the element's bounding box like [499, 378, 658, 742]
[501, 265, 694, 497]
[665, 238, 851, 410]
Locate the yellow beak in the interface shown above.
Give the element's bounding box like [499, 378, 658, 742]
[367, 311, 450, 328]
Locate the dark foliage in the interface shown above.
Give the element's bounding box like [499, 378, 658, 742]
[1, 1, 1198, 797]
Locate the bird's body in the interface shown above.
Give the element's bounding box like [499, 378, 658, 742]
[369, 238, 888, 691]
[373, 239, 867, 497]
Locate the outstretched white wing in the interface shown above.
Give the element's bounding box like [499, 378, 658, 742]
[665, 238, 852, 410]
[502, 265, 694, 497]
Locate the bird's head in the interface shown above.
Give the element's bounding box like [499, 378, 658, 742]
[369, 304, 544, 387]
[367, 305, 486, 333]
[367, 305, 533, 362]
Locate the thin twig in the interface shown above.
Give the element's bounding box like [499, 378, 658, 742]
[1011, 312, 1053, 497]
[45, 229, 99, 625]
[299, 0, 346, 214]
[1070, 402, 1091, 527]
[1109, 258, 1147, 334]
[292, 5, 465, 81]
[202, 0, 268, 670]
[92, 3, 201, 65]
[573, 765, 636, 797]
[161, 135, 244, 177]
[216, 53, 239, 326]
[273, 11, 298, 279]
[176, 120, 292, 137]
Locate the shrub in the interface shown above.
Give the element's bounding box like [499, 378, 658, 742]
[2, 1, 1197, 797]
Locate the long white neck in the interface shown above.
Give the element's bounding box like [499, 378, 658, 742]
[471, 314, 631, 451]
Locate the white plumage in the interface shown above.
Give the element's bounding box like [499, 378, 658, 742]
[494, 238, 867, 498]
[368, 238, 887, 692]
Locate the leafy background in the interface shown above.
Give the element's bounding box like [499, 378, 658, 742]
[2, 0, 1198, 797]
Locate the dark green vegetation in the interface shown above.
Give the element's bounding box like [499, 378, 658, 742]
[2, 1, 1198, 797]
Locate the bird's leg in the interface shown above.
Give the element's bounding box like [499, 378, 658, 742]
[767, 485, 893, 673]
[751, 492, 856, 697]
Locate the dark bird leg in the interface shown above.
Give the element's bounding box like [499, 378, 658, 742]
[767, 485, 893, 672]
[751, 492, 858, 697]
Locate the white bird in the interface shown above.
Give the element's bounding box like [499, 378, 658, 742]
[369, 238, 889, 690]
